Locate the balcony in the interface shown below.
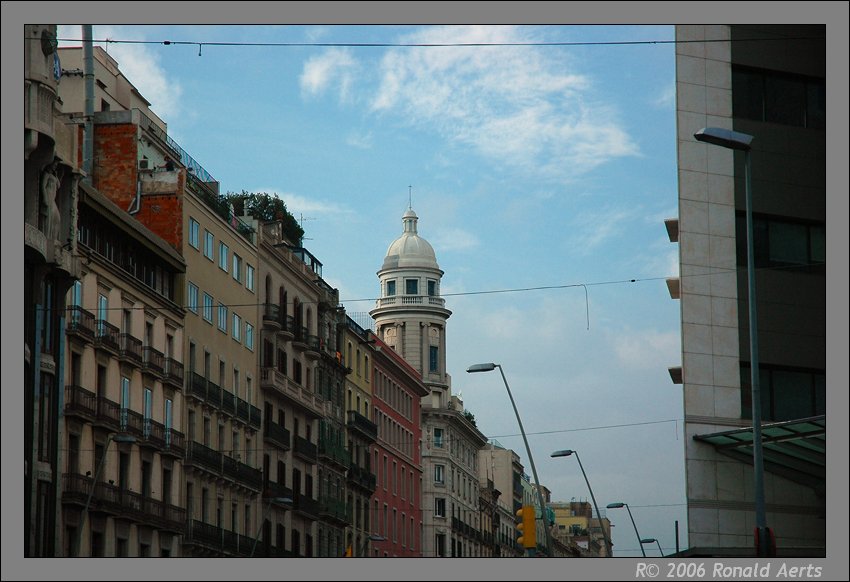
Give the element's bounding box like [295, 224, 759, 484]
[293, 435, 318, 464]
[118, 333, 143, 366]
[318, 437, 350, 469]
[263, 303, 281, 331]
[163, 427, 186, 457]
[183, 519, 254, 556]
[292, 492, 320, 520]
[163, 358, 184, 389]
[374, 294, 446, 309]
[142, 346, 165, 376]
[223, 455, 263, 491]
[185, 440, 223, 475]
[264, 421, 291, 451]
[62, 473, 185, 533]
[346, 464, 377, 493]
[188, 372, 259, 428]
[64, 384, 97, 420]
[94, 320, 120, 354]
[185, 441, 262, 491]
[263, 480, 294, 501]
[66, 306, 95, 343]
[318, 495, 347, 524]
[260, 367, 324, 419]
[346, 410, 378, 442]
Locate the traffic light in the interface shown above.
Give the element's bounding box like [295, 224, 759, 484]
[516, 505, 537, 549]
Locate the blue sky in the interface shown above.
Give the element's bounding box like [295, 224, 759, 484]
[60, 24, 685, 556]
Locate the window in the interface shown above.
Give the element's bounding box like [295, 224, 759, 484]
[386, 280, 396, 296]
[434, 464, 445, 484]
[427, 280, 436, 296]
[429, 346, 439, 373]
[433, 427, 444, 448]
[189, 218, 200, 249]
[187, 283, 199, 313]
[732, 66, 825, 129]
[405, 279, 418, 295]
[736, 214, 825, 270]
[232, 313, 242, 342]
[435, 497, 446, 518]
[246, 264, 255, 292]
[232, 254, 242, 282]
[218, 242, 229, 272]
[218, 303, 228, 332]
[203, 293, 214, 323]
[436, 533, 446, 557]
[741, 364, 825, 422]
[245, 323, 254, 351]
[143, 388, 153, 437]
[204, 230, 214, 260]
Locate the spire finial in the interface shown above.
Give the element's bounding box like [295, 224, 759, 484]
[408, 185, 412, 209]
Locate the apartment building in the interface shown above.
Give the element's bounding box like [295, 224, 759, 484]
[341, 317, 379, 557]
[370, 332, 428, 557]
[63, 182, 187, 557]
[24, 24, 83, 556]
[58, 44, 264, 556]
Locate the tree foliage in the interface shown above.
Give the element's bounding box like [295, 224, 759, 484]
[222, 190, 304, 244]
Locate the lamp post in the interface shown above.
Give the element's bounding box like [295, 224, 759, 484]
[77, 433, 136, 556]
[551, 449, 612, 557]
[607, 502, 644, 557]
[358, 533, 386, 557]
[467, 362, 552, 557]
[694, 127, 769, 557]
[250, 497, 292, 557]
[641, 538, 664, 557]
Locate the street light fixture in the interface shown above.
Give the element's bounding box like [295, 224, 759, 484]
[250, 497, 293, 557]
[77, 433, 136, 556]
[551, 449, 613, 557]
[607, 502, 645, 557]
[641, 537, 664, 557]
[694, 127, 770, 557]
[467, 362, 552, 557]
[358, 533, 386, 557]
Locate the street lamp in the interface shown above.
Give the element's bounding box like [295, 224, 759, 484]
[250, 497, 293, 557]
[551, 449, 612, 557]
[607, 502, 645, 557]
[358, 533, 386, 557]
[467, 362, 552, 557]
[77, 433, 136, 556]
[694, 127, 769, 557]
[641, 537, 664, 557]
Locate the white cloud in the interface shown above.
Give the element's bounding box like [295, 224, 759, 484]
[568, 205, 638, 254]
[612, 328, 681, 370]
[653, 82, 676, 109]
[431, 227, 480, 252]
[250, 190, 352, 218]
[301, 25, 638, 184]
[346, 131, 374, 149]
[300, 48, 358, 102]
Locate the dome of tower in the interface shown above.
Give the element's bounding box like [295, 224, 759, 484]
[382, 208, 440, 271]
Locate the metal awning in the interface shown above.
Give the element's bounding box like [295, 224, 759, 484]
[693, 415, 825, 492]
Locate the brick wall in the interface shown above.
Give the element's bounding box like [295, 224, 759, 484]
[93, 123, 137, 210]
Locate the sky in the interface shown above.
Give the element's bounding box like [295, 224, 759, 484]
[57, 23, 685, 557]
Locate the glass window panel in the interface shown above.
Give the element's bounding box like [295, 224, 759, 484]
[764, 75, 805, 126]
[769, 221, 809, 265]
[405, 279, 418, 295]
[810, 225, 825, 264]
[806, 81, 826, 129]
[814, 374, 825, 415]
[772, 370, 813, 421]
[732, 69, 764, 121]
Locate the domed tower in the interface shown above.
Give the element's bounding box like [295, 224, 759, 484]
[370, 207, 452, 400]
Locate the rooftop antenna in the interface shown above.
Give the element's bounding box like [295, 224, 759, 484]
[299, 213, 315, 243]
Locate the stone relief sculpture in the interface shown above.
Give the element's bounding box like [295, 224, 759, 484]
[41, 159, 63, 241]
